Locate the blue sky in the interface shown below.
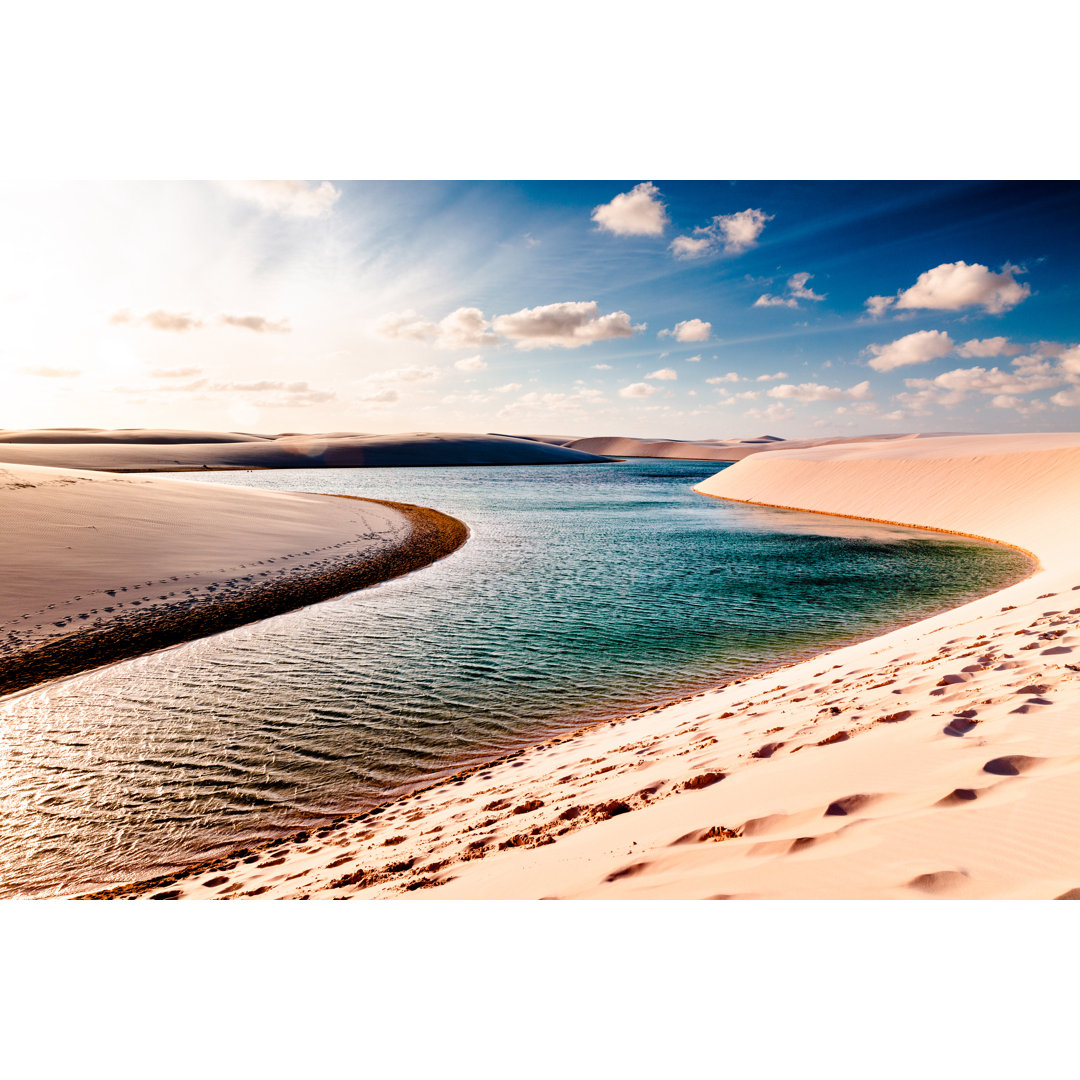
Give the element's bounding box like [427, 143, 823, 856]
[4, 179, 1079, 438]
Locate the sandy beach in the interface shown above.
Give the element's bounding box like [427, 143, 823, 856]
[76, 431, 1080, 900]
[0, 463, 467, 697]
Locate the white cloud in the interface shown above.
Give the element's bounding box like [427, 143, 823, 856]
[957, 336, 1021, 358]
[787, 272, 826, 302]
[492, 301, 643, 350]
[357, 387, 399, 404]
[591, 182, 669, 237]
[867, 329, 955, 372]
[745, 402, 795, 423]
[1051, 387, 1080, 407]
[756, 371, 789, 381]
[375, 306, 498, 349]
[592, 363, 612, 370]
[219, 180, 341, 218]
[992, 394, 1047, 414]
[872, 261, 1031, 316]
[670, 208, 771, 259]
[905, 365, 1062, 397]
[756, 272, 825, 309]
[110, 308, 204, 332]
[864, 295, 895, 318]
[454, 354, 488, 372]
[499, 387, 606, 415]
[658, 318, 712, 342]
[645, 368, 677, 380]
[219, 314, 291, 334]
[685, 355, 701, 363]
[619, 382, 659, 398]
[493, 382, 522, 393]
[706, 372, 739, 384]
[768, 380, 873, 402]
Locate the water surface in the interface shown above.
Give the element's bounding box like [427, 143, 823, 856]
[0, 459, 1030, 897]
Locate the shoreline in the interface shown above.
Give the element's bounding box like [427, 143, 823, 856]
[1, 497, 468, 699]
[39, 433, 1080, 898]
[76, 539, 1036, 900]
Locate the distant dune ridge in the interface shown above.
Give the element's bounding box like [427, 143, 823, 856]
[83, 431, 1080, 901]
[561, 431, 966, 461]
[0, 430, 612, 471]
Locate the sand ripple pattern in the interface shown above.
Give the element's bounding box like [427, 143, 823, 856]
[0, 460, 1029, 897]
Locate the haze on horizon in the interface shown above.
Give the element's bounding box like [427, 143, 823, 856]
[3, 179, 1079, 441]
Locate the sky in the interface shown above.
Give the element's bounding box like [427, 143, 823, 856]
[3, 179, 1080, 440]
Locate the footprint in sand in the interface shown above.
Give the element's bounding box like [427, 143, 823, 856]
[983, 755, 1043, 776]
[906, 869, 971, 893]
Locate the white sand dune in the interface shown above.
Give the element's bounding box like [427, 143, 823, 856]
[0, 462, 466, 696]
[563, 431, 961, 461]
[0, 430, 611, 471]
[92, 431, 1080, 900]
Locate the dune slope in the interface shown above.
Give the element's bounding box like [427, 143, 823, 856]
[0, 430, 611, 471]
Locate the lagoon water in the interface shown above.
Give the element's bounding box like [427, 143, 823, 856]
[0, 459, 1031, 897]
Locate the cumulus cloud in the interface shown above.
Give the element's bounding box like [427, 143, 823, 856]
[867, 261, 1031, 316]
[756, 371, 789, 381]
[645, 368, 677, 381]
[378, 302, 639, 351]
[1051, 387, 1080, 408]
[706, 372, 740, 384]
[591, 182, 669, 237]
[492, 301, 642, 349]
[219, 179, 341, 218]
[787, 272, 826, 302]
[619, 382, 659, 398]
[753, 294, 798, 309]
[768, 380, 873, 402]
[110, 309, 204, 332]
[357, 387, 399, 404]
[685, 355, 701, 363]
[19, 365, 80, 378]
[867, 329, 954, 372]
[658, 318, 712, 342]
[219, 314, 291, 334]
[493, 382, 522, 393]
[905, 365, 1062, 397]
[956, 336, 1022, 358]
[745, 402, 795, 423]
[755, 272, 825, 309]
[864, 295, 894, 319]
[670, 208, 771, 259]
[454, 355, 488, 372]
[375, 306, 498, 349]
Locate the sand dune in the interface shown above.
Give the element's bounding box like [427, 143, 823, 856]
[563, 431, 958, 461]
[0, 430, 611, 471]
[0, 463, 466, 696]
[89, 431, 1080, 900]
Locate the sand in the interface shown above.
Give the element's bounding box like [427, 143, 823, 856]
[81, 431, 1080, 900]
[0, 430, 611, 471]
[564, 431, 965, 461]
[0, 463, 467, 696]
